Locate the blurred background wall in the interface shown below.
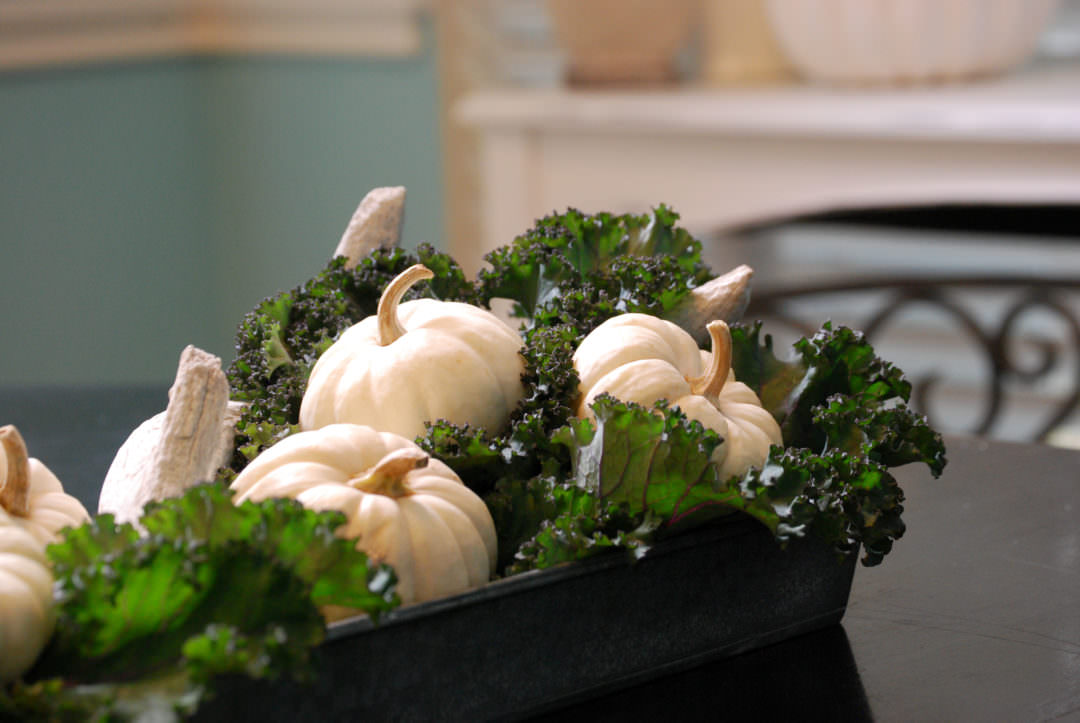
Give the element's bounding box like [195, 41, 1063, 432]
[1, 60, 216, 386]
[2, 0, 1079, 446]
[0, 6, 442, 386]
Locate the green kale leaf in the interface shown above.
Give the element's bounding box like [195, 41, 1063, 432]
[417, 322, 580, 498]
[485, 472, 649, 576]
[12, 484, 398, 721]
[548, 397, 792, 546]
[730, 321, 947, 477]
[494, 321, 947, 574]
[477, 206, 711, 331]
[731, 320, 947, 563]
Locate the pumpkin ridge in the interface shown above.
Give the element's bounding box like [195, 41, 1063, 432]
[354, 493, 399, 560]
[409, 478, 498, 571]
[429, 332, 518, 411]
[0, 522, 55, 682]
[397, 331, 516, 435]
[580, 359, 689, 420]
[365, 495, 414, 603]
[417, 494, 488, 587]
[400, 498, 468, 602]
[233, 461, 346, 503]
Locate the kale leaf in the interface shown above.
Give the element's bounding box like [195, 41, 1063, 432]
[10, 484, 398, 720]
[420, 207, 712, 505]
[477, 206, 711, 332]
[730, 321, 945, 564]
[417, 322, 580, 498]
[425, 212, 945, 573]
[489, 474, 648, 576]
[487, 322, 947, 573]
[730, 321, 947, 478]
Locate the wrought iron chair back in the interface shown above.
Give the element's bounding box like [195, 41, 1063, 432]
[745, 276, 1080, 443]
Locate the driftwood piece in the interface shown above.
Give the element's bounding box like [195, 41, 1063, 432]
[333, 186, 407, 268]
[667, 265, 754, 346]
[98, 346, 244, 524]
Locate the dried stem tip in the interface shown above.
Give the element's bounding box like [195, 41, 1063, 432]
[348, 447, 430, 498]
[377, 264, 434, 346]
[0, 425, 30, 517]
[334, 186, 407, 269]
[689, 320, 733, 400]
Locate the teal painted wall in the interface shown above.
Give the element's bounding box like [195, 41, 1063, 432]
[0, 60, 215, 387]
[0, 45, 442, 388]
[199, 54, 444, 359]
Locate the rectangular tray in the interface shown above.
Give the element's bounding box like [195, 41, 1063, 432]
[199, 515, 857, 721]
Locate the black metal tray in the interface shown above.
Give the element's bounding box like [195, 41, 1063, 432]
[198, 515, 857, 721]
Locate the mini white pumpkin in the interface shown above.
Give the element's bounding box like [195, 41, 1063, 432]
[1, 425, 90, 546]
[0, 425, 88, 682]
[573, 314, 783, 481]
[299, 264, 525, 440]
[0, 516, 54, 682]
[230, 423, 497, 610]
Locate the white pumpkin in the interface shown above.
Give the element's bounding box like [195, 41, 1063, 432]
[0, 516, 55, 682]
[0, 424, 87, 682]
[299, 264, 525, 440]
[573, 314, 783, 481]
[0, 425, 90, 546]
[230, 423, 497, 610]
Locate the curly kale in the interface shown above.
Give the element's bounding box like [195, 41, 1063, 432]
[485, 473, 648, 576]
[477, 206, 712, 332]
[8, 485, 398, 720]
[731, 321, 945, 564]
[415, 210, 944, 573]
[730, 321, 947, 479]
[4, 205, 950, 721]
[224, 244, 477, 474]
[513, 396, 787, 571]
[419, 206, 714, 504]
[480, 322, 947, 574]
[218, 206, 944, 577]
[417, 323, 579, 497]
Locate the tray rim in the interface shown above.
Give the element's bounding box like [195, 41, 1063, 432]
[326, 512, 839, 641]
[199, 511, 860, 721]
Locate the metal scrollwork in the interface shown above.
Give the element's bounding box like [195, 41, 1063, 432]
[747, 277, 1080, 442]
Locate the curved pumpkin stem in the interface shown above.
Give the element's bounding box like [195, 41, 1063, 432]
[689, 320, 733, 401]
[377, 264, 435, 346]
[348, 447, 430, 498]
[0, 425, 30, 517]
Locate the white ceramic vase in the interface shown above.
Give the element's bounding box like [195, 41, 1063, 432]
[702, 0, 794, 85]
[765, 0, 1062, 84]
[546, 0, 700, 85]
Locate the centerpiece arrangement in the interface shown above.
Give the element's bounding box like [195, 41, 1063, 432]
[0, 188, 946, 720]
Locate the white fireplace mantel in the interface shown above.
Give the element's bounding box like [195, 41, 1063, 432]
[455, 61, 1080, 272]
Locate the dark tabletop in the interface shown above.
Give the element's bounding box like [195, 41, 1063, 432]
[2, 387, 1078, 721]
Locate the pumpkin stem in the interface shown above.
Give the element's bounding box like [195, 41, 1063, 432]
[689, 320, 733, 400]
[348, 447, 430, 498]
[377, 264, 435, 346]
[0, 425, 31, 517]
